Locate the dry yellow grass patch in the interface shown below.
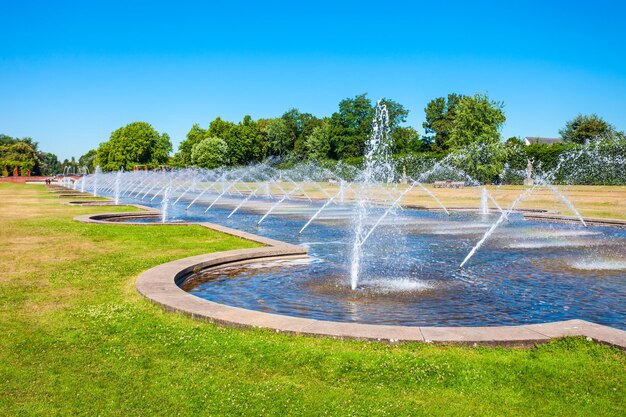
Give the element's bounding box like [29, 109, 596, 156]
[0, 234, 110, 282]
[229, 182, 626, 220]
[0, 186, 113, 281]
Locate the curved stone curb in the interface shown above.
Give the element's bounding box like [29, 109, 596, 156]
[134, 250, 626, 348]
[67, 191, 626, 349]
[64, 196, 158, 213]
[75, 212, 303, 249]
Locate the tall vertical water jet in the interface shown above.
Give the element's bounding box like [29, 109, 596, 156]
[339, 180, 346, 203]
[480, 187, 489, 215]
[113, 170, 122, 205]
[161, 186, 171, 223]
[93, 166, 101, 196]
[350, 102, 395, 290]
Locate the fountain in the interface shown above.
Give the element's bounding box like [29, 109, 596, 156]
[480, 187, 489, 215]
[161, 185, 171, 223]
[77, 130, 626, 331]
[92, 166, 101, 196]
[349, 102, 396, 290]
[113, 170, 122, 205]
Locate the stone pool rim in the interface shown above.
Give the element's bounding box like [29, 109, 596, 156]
[72, 205, 626, 349]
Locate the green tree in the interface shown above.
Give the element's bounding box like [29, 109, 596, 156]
[225, 116, 264, 165]
[177, 124, 208, 165]
[78, 149, 97, 173]
[0, 134, 17, 146]
[191, 137, 228, 168]
[379, 98, 409, 130]
[0, 141, 39, 175]
[422, 93, 464, 152]
[559, 114, 616, 144]
[450, 141, 509, 184]
[96, 122, 172, 171]
[392, 127, 421, 154]
[61, 157, 79, 174]
[39, 152, 61, 175]
[208, 117, 236, 139]
[447, 94, 506, 149]
[329, 94, 374, 159]
[305, 121, 332, 160]
[0, 135, 54, 175]
[265, 118, 293, 156]
[280, 108, 322, 158]
[506, 136, 524, 146]
[78, 150, 96, 172]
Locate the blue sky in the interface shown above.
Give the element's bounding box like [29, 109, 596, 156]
[1, 0, 625, 160]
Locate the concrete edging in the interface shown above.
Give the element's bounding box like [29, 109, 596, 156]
[523, 213, 626, 228]
[135, 248, 626, 348]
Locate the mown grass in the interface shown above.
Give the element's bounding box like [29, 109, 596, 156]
[0, 184, 625, 416]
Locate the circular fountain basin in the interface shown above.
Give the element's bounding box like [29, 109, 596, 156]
[84, 188, 626, 333]
[166, 205, 626, 330]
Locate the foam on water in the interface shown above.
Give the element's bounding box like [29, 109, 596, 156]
[567, 259, 626, 271]
[429, 228, 490, 235]
[300, 241, 345, 247]
[507, 240, 598, 249]
[244, 258, 317, 269]
[358, 278, 433, 293]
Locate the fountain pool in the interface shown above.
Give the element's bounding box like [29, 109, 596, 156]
[101, 190, 626, 330]
[76, 103, 626, 331]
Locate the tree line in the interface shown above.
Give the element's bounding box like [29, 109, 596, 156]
[77, 93, 623, 184]
[0, 134, 64, 176]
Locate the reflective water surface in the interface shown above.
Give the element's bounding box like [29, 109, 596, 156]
[120, 195, 626, 329]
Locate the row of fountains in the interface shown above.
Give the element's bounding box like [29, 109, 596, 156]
[71, 103, 617, 291]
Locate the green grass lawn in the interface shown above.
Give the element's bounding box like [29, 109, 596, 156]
[1, 184, 625, 416]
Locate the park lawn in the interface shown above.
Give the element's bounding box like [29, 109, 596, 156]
[0, 183, 625, 416]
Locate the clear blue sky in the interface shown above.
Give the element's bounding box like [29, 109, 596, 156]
[2, 0, 625, 161]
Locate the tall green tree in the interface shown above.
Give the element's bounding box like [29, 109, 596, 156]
[447, 94, 506, 149]
[280, 108, 321, 158]
[39, 152, 61, 175]
[0, 134, 17, 146]
[392, 127, 421, 154]
[265, 118, 293, 156]
[78, 149, 97, 173]
[449, 141, 510, 184]
[208, 117, 236, 139]
[176, 124, 208, 165]
[305, 121, 332, 160]
[329, 94, 374, 159]
[225, 116, 264, 165]
[422, 93, 464, 152]
[191, 137, 228, 168]
[379, 97, 409, 130]
[559, 114, 616, 144]
[96, 122, 172, 171]
[0, 141, 39, 175]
